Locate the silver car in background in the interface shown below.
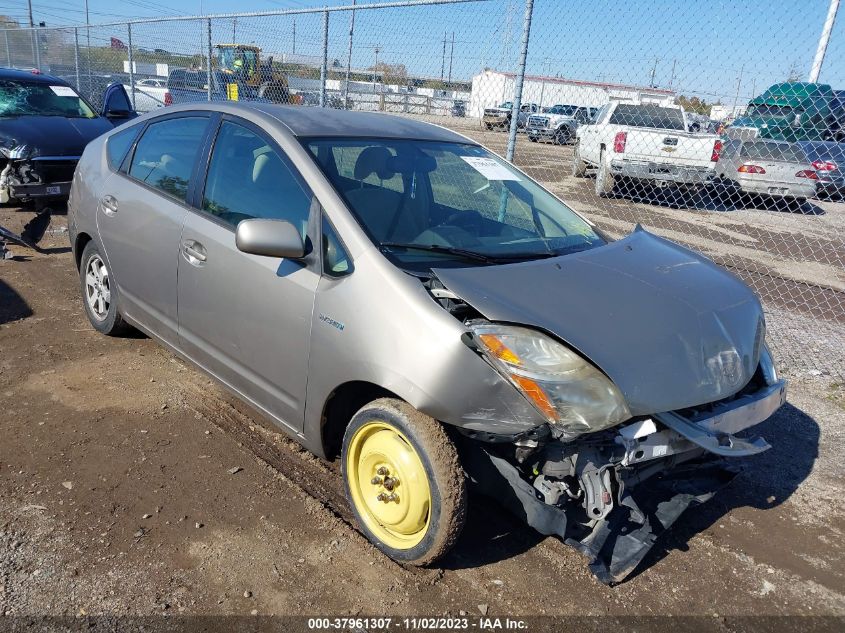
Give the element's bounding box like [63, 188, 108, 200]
[797, 140, 845, 199]
[68, 103, 785, 583]
[713, 138, 818, 206]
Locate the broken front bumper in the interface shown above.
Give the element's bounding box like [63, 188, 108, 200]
[463, 377, 787, 584]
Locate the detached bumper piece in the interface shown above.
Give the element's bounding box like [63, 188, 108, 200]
[463, 446, 735, 585]
[463, 378, 785, 584]
[571, 461, 737, 584]
[0, 210, 51, 259]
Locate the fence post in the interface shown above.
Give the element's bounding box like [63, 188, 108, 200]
[74, 28, 81, 91]
[344, 0, 356, 110]
[505, 0, 534, 162]
[809, 0, 840, 82]
[32, 29, 41, 71]
[127, 23, 136, 109]
[320, 10, 329, 108]
[207, 19, 213, 103]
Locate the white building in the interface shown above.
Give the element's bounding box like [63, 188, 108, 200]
[469, 70, 675, 118]
[709, 103, 747, 122]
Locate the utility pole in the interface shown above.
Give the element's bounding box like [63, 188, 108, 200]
[669, 58, 676, 89]
[649, 57, 659, 88]
[372, 45, 380, 90]
[232, 18, 237, 43]
[27, 0, 33, 27]
[440, 31, 446, 83]
[292, 17, 296, 54]
[732, 63, 745, 112]
[344, 0, 356, 109]
[447, 31, 454, 85]
[809, 0, 840, 82]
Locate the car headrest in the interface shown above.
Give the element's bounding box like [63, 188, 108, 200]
[387, 153, 437, 174]
[354, 146, 395, 181]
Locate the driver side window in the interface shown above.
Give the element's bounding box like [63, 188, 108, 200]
[202, 120, 312, 238]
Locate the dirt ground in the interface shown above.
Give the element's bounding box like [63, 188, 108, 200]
[2, 126, 845, 626]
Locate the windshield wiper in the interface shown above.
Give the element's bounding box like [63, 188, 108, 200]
[380, 242, 497, 263]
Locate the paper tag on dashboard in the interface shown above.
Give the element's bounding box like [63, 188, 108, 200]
[461, 156, 521, 181]
[50, 85, 78, 97]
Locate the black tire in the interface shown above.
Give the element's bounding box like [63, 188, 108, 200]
[341, 398, 467, 566]
[484, 122, 493, 131]
[528, 134, 539, 143]
[572, 142, 587, 177]
[79, 241, 133, 336]
[595, 150, 616, 197]
[554, 126, 572, 145]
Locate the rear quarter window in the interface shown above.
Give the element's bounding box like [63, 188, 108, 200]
[106, 125, 140, 171]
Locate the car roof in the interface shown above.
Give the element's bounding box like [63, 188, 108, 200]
[248, 103, 477, 143]
[0, 67, 69, 85]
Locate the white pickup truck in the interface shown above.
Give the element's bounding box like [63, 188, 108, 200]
[572, 102, 723, 197]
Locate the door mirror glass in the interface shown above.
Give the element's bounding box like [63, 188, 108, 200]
[102, 82, 137, 121]
[236, 218, 305, 259]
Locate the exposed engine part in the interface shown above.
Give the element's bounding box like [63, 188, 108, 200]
[576, 456, 618, 521]
[423, 274, 482, 320]
[0, 162, 11, 204]
[532, 473, 581, 505]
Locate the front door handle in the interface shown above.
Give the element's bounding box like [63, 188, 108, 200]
[100, 195, 118, 215]
[182, 239, 207, 263]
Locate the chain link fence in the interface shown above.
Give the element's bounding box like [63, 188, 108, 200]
[2, 0, 844, 381]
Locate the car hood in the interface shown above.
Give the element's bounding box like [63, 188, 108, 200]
[433, 228, 765, 415]
[0, 115, 114, 158]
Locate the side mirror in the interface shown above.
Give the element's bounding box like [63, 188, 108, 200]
[101, 82, 137, 122]
[235, 218, 305, 259]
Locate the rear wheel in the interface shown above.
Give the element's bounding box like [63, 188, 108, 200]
[342, 398, 467, 566]
[528, 134, 539, 143]
[595, 150, 616, 197]
[79, 241, 133, 336]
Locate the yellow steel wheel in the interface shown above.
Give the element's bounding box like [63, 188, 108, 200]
[345, 421, 432, 549]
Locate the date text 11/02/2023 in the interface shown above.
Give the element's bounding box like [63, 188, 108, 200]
[307, 617, 529, 630]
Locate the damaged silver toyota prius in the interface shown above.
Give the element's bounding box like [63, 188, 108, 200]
[68, 103, 786, 583]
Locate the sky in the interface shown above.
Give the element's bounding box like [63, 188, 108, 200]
[3, 0, 845, 104]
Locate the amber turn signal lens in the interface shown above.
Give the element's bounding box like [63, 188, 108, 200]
[477, 333, 522, 366]
[511, 375, 557, 421]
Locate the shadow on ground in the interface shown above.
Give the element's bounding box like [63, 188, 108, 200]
[0, 278, 33, 325]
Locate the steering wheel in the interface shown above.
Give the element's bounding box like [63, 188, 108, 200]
[442, 210, 484, 233]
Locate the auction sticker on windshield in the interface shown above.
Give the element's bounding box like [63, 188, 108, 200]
[49, 85, 78, 97]
[461, 156, 521, 181]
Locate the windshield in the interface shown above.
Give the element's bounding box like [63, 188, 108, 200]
[306, 138, 605, 270]
[546, 105, 577, 115]
[0, 80, 97, 118]
[746, 103, 795, 117]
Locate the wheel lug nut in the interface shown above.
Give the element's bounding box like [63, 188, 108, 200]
[387, 493, 398, 503]
[383, 476, 398, 491]
[377, 466, 389, 476]
[376, 492, 388, 502]
[371, 476, 382, 485]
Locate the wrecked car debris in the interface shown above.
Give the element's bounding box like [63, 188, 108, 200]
[0, 209, 50, 259]
[0, 69, 135, 205]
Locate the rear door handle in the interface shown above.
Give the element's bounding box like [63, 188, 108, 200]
[100, 195, 118, 215]
[182, 239, 207, 263]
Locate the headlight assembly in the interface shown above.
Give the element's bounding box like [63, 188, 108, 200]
[468, 323, 631, 439]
